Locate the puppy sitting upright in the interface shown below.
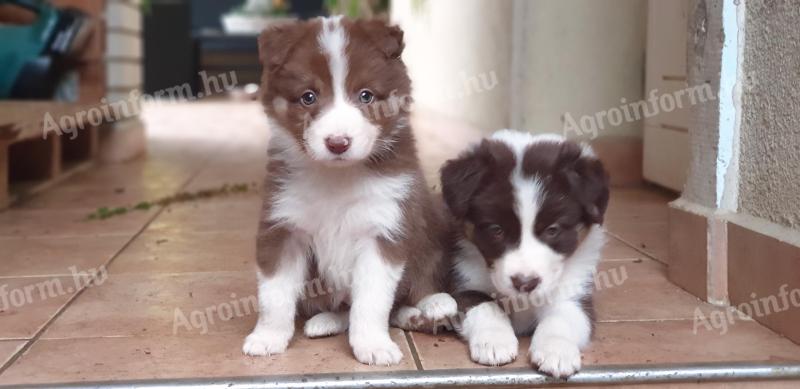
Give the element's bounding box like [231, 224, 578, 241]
[243, 17, 456, 366]
[442, 130, 609, 377]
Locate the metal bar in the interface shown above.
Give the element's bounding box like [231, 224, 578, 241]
[3, 362, 800, 389]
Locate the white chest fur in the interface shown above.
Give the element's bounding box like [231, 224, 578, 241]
[269, 163, 412, 282]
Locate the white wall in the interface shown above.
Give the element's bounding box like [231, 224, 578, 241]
[391, 0, 513, 131]
[392, 0, 646, 139]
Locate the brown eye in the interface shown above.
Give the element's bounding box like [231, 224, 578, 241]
[358, 89, 374, 104]
[486, 224, 504, 239]
[543, 225, 561, 238]
[300, 91, 316, 106]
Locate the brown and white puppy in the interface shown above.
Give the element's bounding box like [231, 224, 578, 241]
[442, 130, 609, 377]
[243, 16, 457, 366]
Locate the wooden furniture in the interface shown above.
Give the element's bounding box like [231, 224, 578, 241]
[0, 0, 106, 208]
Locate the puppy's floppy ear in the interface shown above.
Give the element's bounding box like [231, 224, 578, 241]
[441, 140, 510, 219]
[352, 18, 405, 59]
[565, 147, 610, 225]
[258, 21, 307, 73]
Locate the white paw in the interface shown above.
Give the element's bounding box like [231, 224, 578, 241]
[304, 312, 348, 338]
[242, 330, 292, 356]
[351, 336, 403, 366]
[530, 337, 582, 378]
[416, 293, 458, 321]
[391, 306, 424, 330]
[468, 327, 519, 366]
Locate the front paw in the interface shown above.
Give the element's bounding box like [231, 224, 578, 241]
[242, 329, 292, 356]
[350, 336, 403, 366]
[469, 328, 518, 366]
[416, 293, 458, 321]
[530, 337, 581, 378]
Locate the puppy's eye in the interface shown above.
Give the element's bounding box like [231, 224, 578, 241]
[358, 89, 374, 104]
[486, 224, 504, 239]
[300, 91, 316, 106]
[543, 225, 561, 238]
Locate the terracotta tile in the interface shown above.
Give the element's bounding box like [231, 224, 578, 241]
[585, 320, 800, 365]
[0, 208, 156, 238]
[0, 235, 128, 277]
[595, 260, 714, 321]
[607, 223, 669, 262]
[602, 234, 648, 261]
[0, 340, 25, 368]
[667, 206, 708, 299]
[147, 198, 261, 233]
[182, 165, 265, 193]
[0, 330, 414, 385]
[0, 277, 78, 339]
[728, 222, 800, 345]
[109, 230, 255, 274]
[43, 272, 258, 338]
[412, 319, 800, 370]
[18, 183, 184, 210]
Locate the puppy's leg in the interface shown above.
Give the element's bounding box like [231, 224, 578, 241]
[416, 293, 458, 321]
[304, 311, 349, 338]
[349, 239, 404, 365]
[529, 299, 591, 378]
[243, 232, 309, 356]
[456, 292, 518, 366]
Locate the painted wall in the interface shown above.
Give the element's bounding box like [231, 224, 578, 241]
[392, 0, 646, 140]
[736, 1, 800, 229]
[391, 0, 513, 131]
[514, 0, 646, 139]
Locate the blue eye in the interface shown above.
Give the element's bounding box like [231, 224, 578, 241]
[358, 89, 374, 104]
[300, 91, 316, 106]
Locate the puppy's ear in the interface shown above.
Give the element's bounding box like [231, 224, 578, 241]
[352, 19, 405, 59]
[258, 21, 307, 73]
[565, 147, 610, 225]
[441, 140, 510, 219]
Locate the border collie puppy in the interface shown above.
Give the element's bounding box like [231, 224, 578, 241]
[441, 130, 609, 377]
[243, 17, 457, 366]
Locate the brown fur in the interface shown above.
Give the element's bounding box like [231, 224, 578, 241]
[255, 17, 456, 317]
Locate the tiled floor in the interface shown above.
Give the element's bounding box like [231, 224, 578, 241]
[1, 102, 799, 386]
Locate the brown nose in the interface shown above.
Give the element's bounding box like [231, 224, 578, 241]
[511, 274, 541, 293]
[325, 136, 351, 155]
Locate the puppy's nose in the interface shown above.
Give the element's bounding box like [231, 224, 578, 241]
[325, 136, 351, 155]
[511, 274, 541, 293]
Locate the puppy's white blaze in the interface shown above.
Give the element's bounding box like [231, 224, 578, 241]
[311, 16, 379, 161]
[318, 16, 348, 102]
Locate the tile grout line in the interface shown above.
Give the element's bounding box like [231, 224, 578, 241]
[403, 331, 424, 371]
[0, 158, 215, 377]
[605, 231, 666, 265]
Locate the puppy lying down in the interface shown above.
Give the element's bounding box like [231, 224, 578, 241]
[434, 130, 610, 377]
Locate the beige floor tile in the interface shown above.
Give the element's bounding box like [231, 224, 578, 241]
[0, 208, 156, 238]
[0, 330, 415, 385]
[595, 259, 714, 321]
[109, 230, 255, 274]
[0, 277, 78, 339]
[412, 319, 800, 370]
[0, 340, 25, 368]
[43, 272, 258, 339]
[0, 235, 129, 277]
